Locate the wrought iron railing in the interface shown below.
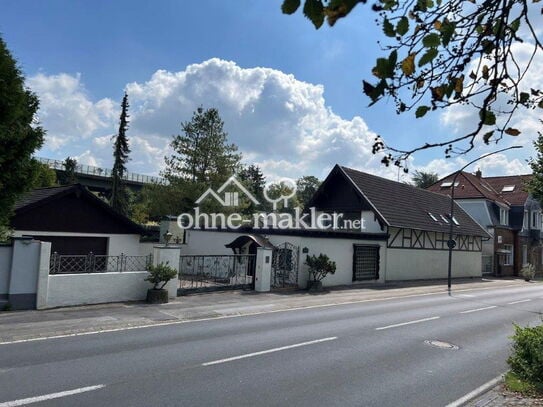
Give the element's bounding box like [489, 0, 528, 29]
[49, 252, 153, 274]
[179, 255, 255, 292]
[37, 157, 167, 185]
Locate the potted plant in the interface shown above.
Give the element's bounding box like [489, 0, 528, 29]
[305, 253, 336, 292]
[145, 262, 178, 303]
[521, 263, 535, 282]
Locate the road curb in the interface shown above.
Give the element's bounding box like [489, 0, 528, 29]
[446, 373, 505, 407]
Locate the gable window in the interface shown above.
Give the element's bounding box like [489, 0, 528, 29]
[499, 208, 509, 226]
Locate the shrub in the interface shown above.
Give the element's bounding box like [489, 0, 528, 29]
[521, 264, 536, 281]
[145, 262, 178, 290]
[305, 254, 336, 282]
[507, 323, 543, 387]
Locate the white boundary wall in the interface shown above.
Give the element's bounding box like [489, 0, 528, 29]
[182, 230, 388, 287]
[37, 245, 178, 309]
[44, 272, 152, 308]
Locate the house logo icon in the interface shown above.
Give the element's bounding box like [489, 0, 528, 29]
[195, 176, 260, 207]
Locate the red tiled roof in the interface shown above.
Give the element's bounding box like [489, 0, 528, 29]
[483, 174, 532, 206]
[426, 172, 532, 207]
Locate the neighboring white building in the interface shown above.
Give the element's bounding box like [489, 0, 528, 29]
[180, 165, 489, 288]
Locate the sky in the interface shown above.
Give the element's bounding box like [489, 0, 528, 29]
[0, 0, 538, 182]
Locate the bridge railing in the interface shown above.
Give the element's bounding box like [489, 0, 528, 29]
[37, 157, 167, 185]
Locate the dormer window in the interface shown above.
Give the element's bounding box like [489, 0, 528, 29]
[451, 216, 459, 226]
[428, 212, 438, 222]
[440, 214, 449, 223]
[441, 181, 459, 188]
[500, 208, 509, 225]
[502, 185, 515, 192]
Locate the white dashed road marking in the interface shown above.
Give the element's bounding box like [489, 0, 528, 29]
[459, 306, 497, 314]
[0, 385, 105, 407]
[375, 316, 440, 331]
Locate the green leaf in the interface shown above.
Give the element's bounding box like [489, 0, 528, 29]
[483, 131, 494, 144]
[303, 0, 324, 29]
[415, 105, 430, 118]
[396, 17, 409, 36]
[418, 48, 438, 67]
[510, 18, 521, 33]
[440, 20, 456, 46]
[479, 109, 496, 126]
[422, 33, 440, 48]
[281, 0, 301, 14]
[388, 49, 398, 67]
[383, 18, 395, 37]
[538, 100, 543, 109]
[372, 57, 394, 79]
[520, 92, 530, 104]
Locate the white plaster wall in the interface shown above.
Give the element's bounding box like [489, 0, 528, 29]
[386, 248, 482, 280]
[45, 272, 152, 308]
[13, 231, 143, 255]
[0, 245, 13, 296]
[297, 237, 387, 287]
[360, 211, 383, 233]
[107, 234, 142, 255]
[139, 242, 156, 256]
[182, 230, 248, 255]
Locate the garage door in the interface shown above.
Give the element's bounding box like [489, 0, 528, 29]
[353, 245, 380, 281]
[30, 236, 108, 255]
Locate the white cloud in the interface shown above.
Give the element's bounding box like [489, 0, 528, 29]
[28, 58, 532, 183]
[28, 73, 116, 149]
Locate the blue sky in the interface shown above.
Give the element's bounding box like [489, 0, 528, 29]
[0, 0, 533, 181]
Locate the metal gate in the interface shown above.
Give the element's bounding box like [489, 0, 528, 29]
[178, 254, 255, 294]
[271, 242, 299, 289]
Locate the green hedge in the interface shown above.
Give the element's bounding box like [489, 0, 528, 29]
[507, 324, 543, 387]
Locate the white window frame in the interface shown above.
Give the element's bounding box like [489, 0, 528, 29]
[499, 208, 509, 226]
[532, 211, 541, 230]
[523, 210, 529, 230]
[503, 244, 513, 266]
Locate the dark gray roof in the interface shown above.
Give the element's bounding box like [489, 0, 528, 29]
[340, 166, 488, 236]
[14, 185, 74, 211]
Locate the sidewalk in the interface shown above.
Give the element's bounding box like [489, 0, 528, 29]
[0, 278, 531, 344]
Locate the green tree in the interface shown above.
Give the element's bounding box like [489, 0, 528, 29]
[165, 107, 241, 185]
[29, 160, 57, 188]
[110, 93, 131, 215]
[0, 36, 45, 235]
[238, 164, 267, 213]
[282, 0, 542, 168]
[296, 175, 321, 209]
[527, 122, 543, 205]
[59, 157, 78, 185]
[412, 170, 439, 189]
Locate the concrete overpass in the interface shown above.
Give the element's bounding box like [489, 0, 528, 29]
[37, 157, 166, 193]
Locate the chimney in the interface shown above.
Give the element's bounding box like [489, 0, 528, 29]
[475, 168, 482, 178]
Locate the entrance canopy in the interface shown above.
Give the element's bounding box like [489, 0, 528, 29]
[225, 234, 275, 250]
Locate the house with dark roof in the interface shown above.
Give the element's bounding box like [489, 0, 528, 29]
[10, 184, 149, 257]
[180, 165, 489, 287]
[427, 170, 541, 277]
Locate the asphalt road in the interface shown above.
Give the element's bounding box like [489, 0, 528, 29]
[1, 284, 542, 407]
